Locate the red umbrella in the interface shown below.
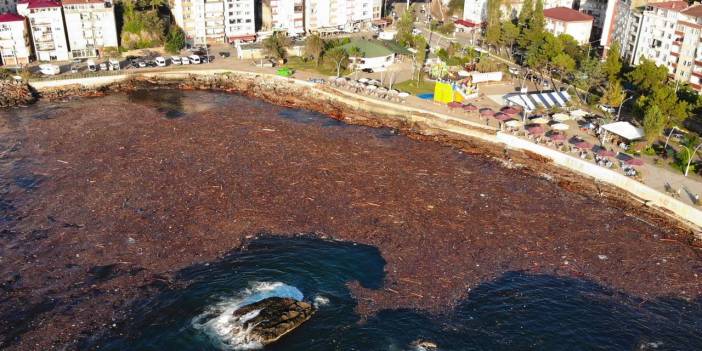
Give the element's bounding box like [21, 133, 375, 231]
[625, 158, 645, 166]
[479, 108, 495, 116]
[462, 104, 478, 111]
[501, 106, 520, 115]
[574, 141, 593, 149]
[448, 101, 463, 108]
[493, 112, 511, 121]
[596, 149, 617, 157]
[527, 126, 544, 134]
[549, 133, 566, 141]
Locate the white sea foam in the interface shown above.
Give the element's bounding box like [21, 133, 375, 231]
[313, 295, 330, 308]
[191, 282, 304, 350]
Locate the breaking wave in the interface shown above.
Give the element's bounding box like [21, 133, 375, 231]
[191, 282, 304, 350]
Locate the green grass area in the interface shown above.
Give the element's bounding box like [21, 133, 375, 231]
[284, 56, 349, 77]
[393, 80, 435, 95]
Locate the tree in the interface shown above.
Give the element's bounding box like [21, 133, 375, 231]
[304, 33, 325, 66]
[396, 5, 416, 46]
[635, 85, 690, 127]
[500, 21, 519, 54]
[485, 0, 502, 51]
[165, 26, 186, 54]
[603, 43, 622, 83]
[518, 0, 533, 29]
[263, 32, 292, 61]
[325, 47, 349, 77]
[552, 53, 575, 78]
[600, 80, 625, 108]
[643, 104, 666, 145]
[573, 56, 603, 102]
[148, 0, 165, 10]
[519, 0, 545, 49]
[413, 35, 428, 85]
[347, 46, 363, 73]
[447, 0, 465, 16]
[626, 59, 667, 94]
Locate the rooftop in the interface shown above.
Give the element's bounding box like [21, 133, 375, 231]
[21, 0, 62, 8]
[681, 3, 702, 17]
[62, 0, 106, 4]
[341, 39, 394, 58]
[649, 1, 688, 11]
[0, 13, 25, 22]
[543, 7, 594, 22]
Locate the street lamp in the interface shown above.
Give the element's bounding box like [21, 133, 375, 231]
[682, 143, 702, 177]
[664, 126, 679, 151]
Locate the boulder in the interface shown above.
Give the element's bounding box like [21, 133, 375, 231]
[232, 297, 315, 345]
[0, 80, 34, 107]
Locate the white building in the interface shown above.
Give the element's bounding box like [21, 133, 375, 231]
[62, 0, 119, 58]
[544, 6, 594, 43]
[261, 0, 305, 35]
[305, 0, 382, 32]
[17, 0, 69, 61]
[462, 0, 576, 24]
[170, 0, 255, 44]
[0, 13, 31, 66]
[0, 0, 19, 14]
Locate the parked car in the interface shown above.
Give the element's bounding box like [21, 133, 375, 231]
[154, 56, 167, 67]
[598, 104, 616, 114]
[181, 57, 190, 65]
[188, 55, 201, 64]
[87, 60, 97, 72]
[171, 56, 182, 65]
[218, 52, 230, 58]
[70, 65, 78, 74]
[99, 62, 108, 71]
[137, 60, 147, 68]
[39, 64, 60, 76]
[108, 59, 120, 70]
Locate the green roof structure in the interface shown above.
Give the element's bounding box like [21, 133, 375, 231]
[340, 39, 394, 58]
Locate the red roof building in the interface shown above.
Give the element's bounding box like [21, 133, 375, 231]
[0, 13, 25, 22]
[543, 7, 595, 22]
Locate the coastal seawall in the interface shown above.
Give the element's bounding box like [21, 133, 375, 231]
[27, 69, 702, 235]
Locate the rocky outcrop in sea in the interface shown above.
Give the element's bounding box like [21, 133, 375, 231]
[231, 297, 315, 345]
[0, 80, 34, 107]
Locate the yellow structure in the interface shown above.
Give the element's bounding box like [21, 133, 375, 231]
[433, 81, 464, 103]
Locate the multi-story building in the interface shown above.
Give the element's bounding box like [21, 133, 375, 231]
[0, 0, 19, 14]
[544, 7, 594, 43]
[170, 0, 255, 44]
[305, 0, 381, 32]
[674, 4, 702, 90]
[462, 0, 577, 25]
[260, 0, 304, 35]
[599, 0, 672, 57]
[0, 12, 31, 66]
[628, 1, 687, 67]
[17, 0, 69, 61]
[62, 0, 118, 58]
[573, 0, 607, 41]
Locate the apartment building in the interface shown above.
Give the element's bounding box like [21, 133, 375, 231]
[305, 0, 381, 32]
[17, 0, 69, 61]
[544, 7, 594, 43]
[0, 0, 18, 14]
[260, 0, 304, 35]
[629, 1, 687, 67]
[573, 0, 607, 40]
[0, 12, 31, 66]
[62, 0, 118, 58]
[674, 4, 702, 90]
[170, 0, 255, 44]
[462, 0, 577, 25]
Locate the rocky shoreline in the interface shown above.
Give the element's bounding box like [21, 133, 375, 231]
[0, 80, 35, 107]
[1, 75, 701, 350]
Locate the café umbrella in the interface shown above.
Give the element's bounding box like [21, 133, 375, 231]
[493, 112, 512, 121]
[551, 123, 570, 131]
[501, 106, 520, 115]
[448, 101, 463, 108]
[574, 141, 593, 149]
[530, 117, 549, 124]
[552, 113, 571, 122]
[596, 149, 617, 157]
[504, 120, 523, 128]
[625, 158, 645, 166]
[527, 125, 545, 134]
[462, 104, 478, 111]
[549, 133, 566, 142]
[479, 108, 495, 116]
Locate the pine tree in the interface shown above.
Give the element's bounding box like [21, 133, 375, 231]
[518, 0, 533, 28]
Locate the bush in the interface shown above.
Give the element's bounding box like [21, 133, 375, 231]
[165, 26, 186, 54]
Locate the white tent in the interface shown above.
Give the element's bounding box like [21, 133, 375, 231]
[601, 121, 645, 141]
[504, 90, 572, 112]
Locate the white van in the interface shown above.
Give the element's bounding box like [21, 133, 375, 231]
[155, 56, 167, 67]
[99, 62, 108, 71]
[181, 56, 190, 65]
[188, 55, 201, 64]
[170, 56, 182, 65]
[87, 60, 97, 72]
[109, 59, 120, 70]
[39, 64, 60, 76]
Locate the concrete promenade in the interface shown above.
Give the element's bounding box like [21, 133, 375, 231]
[27, 68, 702, 232]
